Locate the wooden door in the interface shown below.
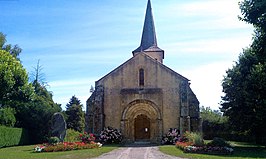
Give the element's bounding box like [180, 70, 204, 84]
[134, 114, 150, 140]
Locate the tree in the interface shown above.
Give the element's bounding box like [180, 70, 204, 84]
[1, 37, 62, 143]
[0, 32, 22, 59]
[0, 107, 16, 127]
[65, 96, 85, 132]
[30, 60, 48, 87]
[0, 50, 34, 107]
[200, 106, 228, 140]
[221, 0, 266, 145]
[16, 80, 62, 143]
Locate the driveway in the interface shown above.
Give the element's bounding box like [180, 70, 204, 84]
[93, 146, 185, 159]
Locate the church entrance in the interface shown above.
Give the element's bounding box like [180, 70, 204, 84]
[121, 99, 162, 143]
[134, 114, 150, 140]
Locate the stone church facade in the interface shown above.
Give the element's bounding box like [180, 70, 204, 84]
[86, 0, 201, 143]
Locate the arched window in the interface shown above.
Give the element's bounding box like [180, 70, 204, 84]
[139, 69, 144, 86]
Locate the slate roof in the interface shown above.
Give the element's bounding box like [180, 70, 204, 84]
[132, 0, 164, 54]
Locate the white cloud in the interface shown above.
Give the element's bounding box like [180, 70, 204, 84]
[157, 0, 252, 30]
[49, 78, 98, 109]
[165, 35, 252, 56]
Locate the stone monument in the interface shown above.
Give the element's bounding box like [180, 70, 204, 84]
[51, 112, 67, 142]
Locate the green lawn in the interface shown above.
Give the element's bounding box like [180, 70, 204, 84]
[159, 141, 266, 159]
[0, 145, 119, 159]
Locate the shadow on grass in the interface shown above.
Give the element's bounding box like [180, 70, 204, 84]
[230, 146, 266, 158]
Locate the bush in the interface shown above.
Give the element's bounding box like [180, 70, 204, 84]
[48, 137, 60, 145]
[207, 137, 231, 147]
[184, 131, 204, 146]
[79, 132, 95, 143]
[161, 128, 180, 145]
[100, 127, 122, 144]
[0, 107, 16, 127]
[0, 126, 29, 147]
[64, 129, 80, 142]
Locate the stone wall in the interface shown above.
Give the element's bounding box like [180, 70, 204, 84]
[86, 85, 105, 135]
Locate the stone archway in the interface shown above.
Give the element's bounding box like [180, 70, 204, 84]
[121, 99, 162, 143]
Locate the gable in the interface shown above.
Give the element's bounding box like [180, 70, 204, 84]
[96, 53, 189, 87]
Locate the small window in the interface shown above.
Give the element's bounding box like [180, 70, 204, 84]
[139, 69, 144, 86]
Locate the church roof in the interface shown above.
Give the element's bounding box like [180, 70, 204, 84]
[132, 0, 164, 54]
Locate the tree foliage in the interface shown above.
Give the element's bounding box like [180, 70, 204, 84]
[0, 32, 22, 59]
[65, 96, 85, 132]
[0, 33, 62, 143]
[221, 0, 266, 145]
[200, 106, 229, 140]
[0, 107, 16, 127]
[0, 50, 34, 107]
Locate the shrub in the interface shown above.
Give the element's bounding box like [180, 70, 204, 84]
[79, 132, 95, 143]
[0, 107, 16, 127]
[161, 128, 180, 145]
[64, 129, 80, 142]
[0, 126, 29, 147]
[48, 137, 60, 145]
[100, 127, 122, 144]
[207, 137, 231, 147]
[183, 131, 204, 146]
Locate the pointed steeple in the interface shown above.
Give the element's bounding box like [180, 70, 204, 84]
[133, 0, 164, 63]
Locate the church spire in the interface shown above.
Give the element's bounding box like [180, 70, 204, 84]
[132, 0, 164, 63]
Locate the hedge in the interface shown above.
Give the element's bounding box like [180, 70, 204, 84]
[0, 126, 29, 148]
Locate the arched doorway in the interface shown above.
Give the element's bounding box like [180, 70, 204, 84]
[134, 114, 150, 140]
[121, 99, 162, 143]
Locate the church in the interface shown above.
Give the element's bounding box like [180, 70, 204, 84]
[86, 0, 201, 143]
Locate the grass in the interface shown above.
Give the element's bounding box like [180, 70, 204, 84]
[159, 141, 266, 159]
[0, 144, 119, 159]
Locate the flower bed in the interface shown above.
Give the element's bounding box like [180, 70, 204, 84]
[34, 141, 102, 152]
[184, 145, 234, 155]
[175, 133, 234, 155]
[34, 132, 102, 153]
[175, 141, 193, 150]
[176, 141, 233, 155]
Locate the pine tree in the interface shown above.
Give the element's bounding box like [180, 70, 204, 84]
[65, 96, 85, 132]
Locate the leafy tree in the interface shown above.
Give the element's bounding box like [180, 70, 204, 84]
[200, 106, 229, 140]
[15, 80, 62, 143]
[0, 50, 34, 107]
[1, 37, 62, 143]
[221, 0, 266, 145]
[0, 107, 16, 127]
[0, 32, 22, 59]
[65, 96, 85, 132]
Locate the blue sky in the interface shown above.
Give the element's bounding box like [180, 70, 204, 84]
[0, 0, 253, 110]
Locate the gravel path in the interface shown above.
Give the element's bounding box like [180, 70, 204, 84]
[93, 146, 185, 159]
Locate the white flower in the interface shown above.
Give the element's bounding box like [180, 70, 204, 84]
[34, 146, 45, 152]
[97, 142, 103, 148]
